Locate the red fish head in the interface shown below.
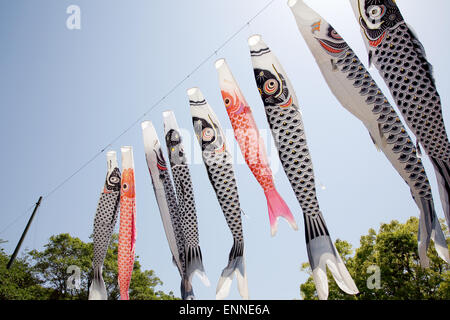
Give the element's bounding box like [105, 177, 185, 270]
[221, 90, 244, 116]
[121, 168, 135, 198]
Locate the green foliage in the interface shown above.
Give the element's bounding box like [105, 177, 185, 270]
[0, 247, 51, 299]
[300, 217, 450, 300]
[1, 233, 177, 300]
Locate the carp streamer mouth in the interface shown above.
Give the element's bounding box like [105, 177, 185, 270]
[316, 38, 345, 54]
[368, 31, 386, 47]
[280, 96, 293, 108]
[215, 143, 226, 154]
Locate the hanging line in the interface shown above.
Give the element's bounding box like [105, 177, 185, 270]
[42, 0, 275, 201]
[1, 0, 276, 235]
[0, 203, 36, 236]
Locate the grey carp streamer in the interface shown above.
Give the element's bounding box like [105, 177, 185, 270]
[89, 151, 121, 300]
[141, 121, 194, 300]
[248, 34, 358, 300]
[163, 110, 210, 288]
[288, 0, 449, 267]
[188, 87, 248, 300]
[350, 0, 450, 230]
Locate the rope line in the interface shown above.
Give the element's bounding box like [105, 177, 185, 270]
[1, 0, 276, 236]
[0, 204, 35, 236]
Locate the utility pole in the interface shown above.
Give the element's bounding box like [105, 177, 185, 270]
[7, 196, 43, 269]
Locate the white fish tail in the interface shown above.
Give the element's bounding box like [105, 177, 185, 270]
[417, 197, 449, 267]
[308, 235, 358, 300]
[216, 240, 249, 300]
[430, 157, 450, 229]
[185, 245, 210, 287]
[180, 277, 195, 300]
[88, 266, 107, 300]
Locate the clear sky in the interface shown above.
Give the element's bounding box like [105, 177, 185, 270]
[0, 0, 449, 300]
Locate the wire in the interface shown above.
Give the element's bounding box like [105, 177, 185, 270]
[43, 0, 275, 200]
[2, 0, 276, 234]
[0, 203, 36, 236]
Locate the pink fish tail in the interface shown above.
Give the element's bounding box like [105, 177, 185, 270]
[265, 188, 298, 237]
[120, 290, 129, 300]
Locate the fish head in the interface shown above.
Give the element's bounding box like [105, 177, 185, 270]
[254, 66, 293, 108]
[121, 168, 135, 198]
[192, 114, 226, 161]
[356, 0, 404, 47]
[312, 21, 350, 57]
[104, 167, 121, 193]
[221, 88, 245, 117]
[154, 148, 168, 182]
[165, 128, 186, 166]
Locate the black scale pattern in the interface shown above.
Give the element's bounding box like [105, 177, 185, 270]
[203, 152, 244, 243]
[265, 104, 329, 243]
[335, 45, 433, 199]
[373, 23, 450, 161]
[172, 165, 200, 248]
[159, 163, 186, 274]
[92, 191, 120, 269]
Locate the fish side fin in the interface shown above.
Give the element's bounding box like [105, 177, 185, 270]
[368, 132, 381, 152]
[416, 140, 422, 158]
[185, 245, 210, 287]
[181, 277, 195, 300]
[308, 235, 358, 300]
[264, 188, 298, 237]
[406, 24, 435, 86]
[368, 50, 373, 69]
[172, 255, 179, 268]
[88, 266, 107, 300]
[216, 239, 249, 300]
[330, 59, 338, 72]
[429, 157, 450, 229]
[368, 123, 386, 152]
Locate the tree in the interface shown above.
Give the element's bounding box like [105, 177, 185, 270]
[0, 234, 177, 300]
[0, 246, 51, 299]
[28, 233, 177, 300]
[300, 217, 450, 300]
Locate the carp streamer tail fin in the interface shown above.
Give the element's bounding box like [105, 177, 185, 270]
[265, 188, 298, 237]
[416, 197, 449, 267]
[88, 266, 107, 300]
[185, 245, 210, 287]
[180, 277, 195, 300]
[308, 236, 358, 300]
[216, 239, 248, 300]
[430, 156, 450, 229]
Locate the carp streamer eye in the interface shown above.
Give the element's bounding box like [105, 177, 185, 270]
[367, 5, 385, 20]
[224, 98, 231, 107]
[264, 79, 278, 95]
[122, 183, 129, 191]
[202, 128, 214, 141]
[109, 176, 120, 184]
[330, 29, 342, 40]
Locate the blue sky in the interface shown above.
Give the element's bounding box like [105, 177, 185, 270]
[0, 0, 449, 300]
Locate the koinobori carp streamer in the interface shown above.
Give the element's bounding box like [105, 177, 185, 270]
[89, 151, 121, 300]
[215, 58, 298, 237]
[163, 110, 210, 288]
[141, 121, 194, 300]
[248, 33, 359, 300]
[188, 87, 249, 300]
[349, 0, 450, 230]
[287, 0, 449, 267]
[118, 146, 137, 300]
